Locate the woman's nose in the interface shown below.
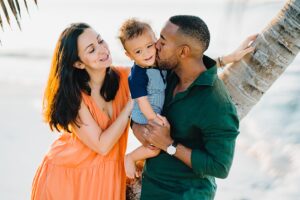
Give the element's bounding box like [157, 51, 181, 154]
[97, 44, 108, 55]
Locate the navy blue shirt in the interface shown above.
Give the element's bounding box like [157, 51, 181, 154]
[128, 64, 149, 99]
[128, 64, 167, 124]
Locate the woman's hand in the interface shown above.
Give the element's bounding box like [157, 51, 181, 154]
[221, 34, 258, 65]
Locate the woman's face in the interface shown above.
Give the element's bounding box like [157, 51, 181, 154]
[76, 28, 112, 71]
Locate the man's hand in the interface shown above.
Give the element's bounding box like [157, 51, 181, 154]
[131, 122, 158, 150]
[145, 115, 173, 151]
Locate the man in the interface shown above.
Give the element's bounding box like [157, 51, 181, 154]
[132, 15, 240, 200]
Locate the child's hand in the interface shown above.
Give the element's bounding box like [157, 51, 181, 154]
[153, 115, 165, 126]
[124, 154, 136, 179]
[154, 114, 170, 128]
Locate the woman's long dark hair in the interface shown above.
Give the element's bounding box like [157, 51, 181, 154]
[43, 23, 120, 133]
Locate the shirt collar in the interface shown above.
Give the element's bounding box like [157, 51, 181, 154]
[190, 55, 218, 87]
[133, 63, 157, 69]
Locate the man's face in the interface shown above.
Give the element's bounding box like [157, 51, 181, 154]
[155, 21, 179, 70]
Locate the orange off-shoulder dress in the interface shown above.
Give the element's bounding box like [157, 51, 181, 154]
[31, 67, 130, 200]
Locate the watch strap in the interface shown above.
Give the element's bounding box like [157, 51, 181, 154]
[172, 141, 178, 148]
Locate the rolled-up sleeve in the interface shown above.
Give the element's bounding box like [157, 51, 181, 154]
[191, 105, 239, 179]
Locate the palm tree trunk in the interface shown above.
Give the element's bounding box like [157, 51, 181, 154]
[220, 0, 300, 119]
[126, 0, 300, 199]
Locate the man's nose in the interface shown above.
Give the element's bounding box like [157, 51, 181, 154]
[155, 42, 160, 51]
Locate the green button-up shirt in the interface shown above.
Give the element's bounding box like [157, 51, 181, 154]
[141, 56, 240, 200]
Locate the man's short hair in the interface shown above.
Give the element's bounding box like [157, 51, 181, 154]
[169, 15, 210, 52]
[118, 19, 152, 49]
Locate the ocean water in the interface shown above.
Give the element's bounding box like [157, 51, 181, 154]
[1, 0, 299, 199]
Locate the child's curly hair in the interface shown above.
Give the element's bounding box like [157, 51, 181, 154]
[118, 18, 153, 49]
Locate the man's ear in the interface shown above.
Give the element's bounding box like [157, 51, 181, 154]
[73, 61, 85, 69]
[177, 45, 190, 59]
[125, 51, 134, 61]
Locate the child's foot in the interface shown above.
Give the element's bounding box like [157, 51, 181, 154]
[124, 154, 136, 179]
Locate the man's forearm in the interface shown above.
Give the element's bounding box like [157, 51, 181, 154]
[173, 143, 233, 179]
[173, 143, 192, 168]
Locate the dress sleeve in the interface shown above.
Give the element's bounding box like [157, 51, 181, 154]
[80, 92, 98, 121]
[112, 66, 130, 89]
[128, 66, 149, 99]
[115, 66, 130, 76]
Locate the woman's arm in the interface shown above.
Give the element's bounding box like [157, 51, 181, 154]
[72, 100, 133, 156]
[216, 34, 258, 67]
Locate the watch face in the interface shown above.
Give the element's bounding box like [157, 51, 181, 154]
[167, 145, 176, 155]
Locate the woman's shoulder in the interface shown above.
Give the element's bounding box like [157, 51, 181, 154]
[111, 66, 130, 77]
[80, 91, 92, 106]
[111, 66, 130, 94]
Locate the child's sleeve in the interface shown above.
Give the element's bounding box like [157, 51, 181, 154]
[128, 67, 149, 99]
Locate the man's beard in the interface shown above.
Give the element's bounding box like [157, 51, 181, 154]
[156, 55, 178, 70]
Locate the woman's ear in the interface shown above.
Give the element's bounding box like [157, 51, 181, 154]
[73, 61, 85, 69]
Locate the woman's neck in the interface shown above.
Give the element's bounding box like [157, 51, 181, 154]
[88, 67, 107, 92]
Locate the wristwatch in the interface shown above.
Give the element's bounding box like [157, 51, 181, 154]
[166, 141, 178, 156]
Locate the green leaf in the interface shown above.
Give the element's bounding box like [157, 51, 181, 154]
[23, 0, 29, 13]
[7, 0, 21, 29]
[0, 0, 38, 45]
[0, 11, 3, 31]
[15, 0, 21, 17]
[0, 0, 11, 26]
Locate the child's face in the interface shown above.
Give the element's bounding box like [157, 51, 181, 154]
[125, 29, 157, 67]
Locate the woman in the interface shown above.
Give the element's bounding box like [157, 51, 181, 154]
[31, 23, 133, 200]
[31, 22, 255, 200]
